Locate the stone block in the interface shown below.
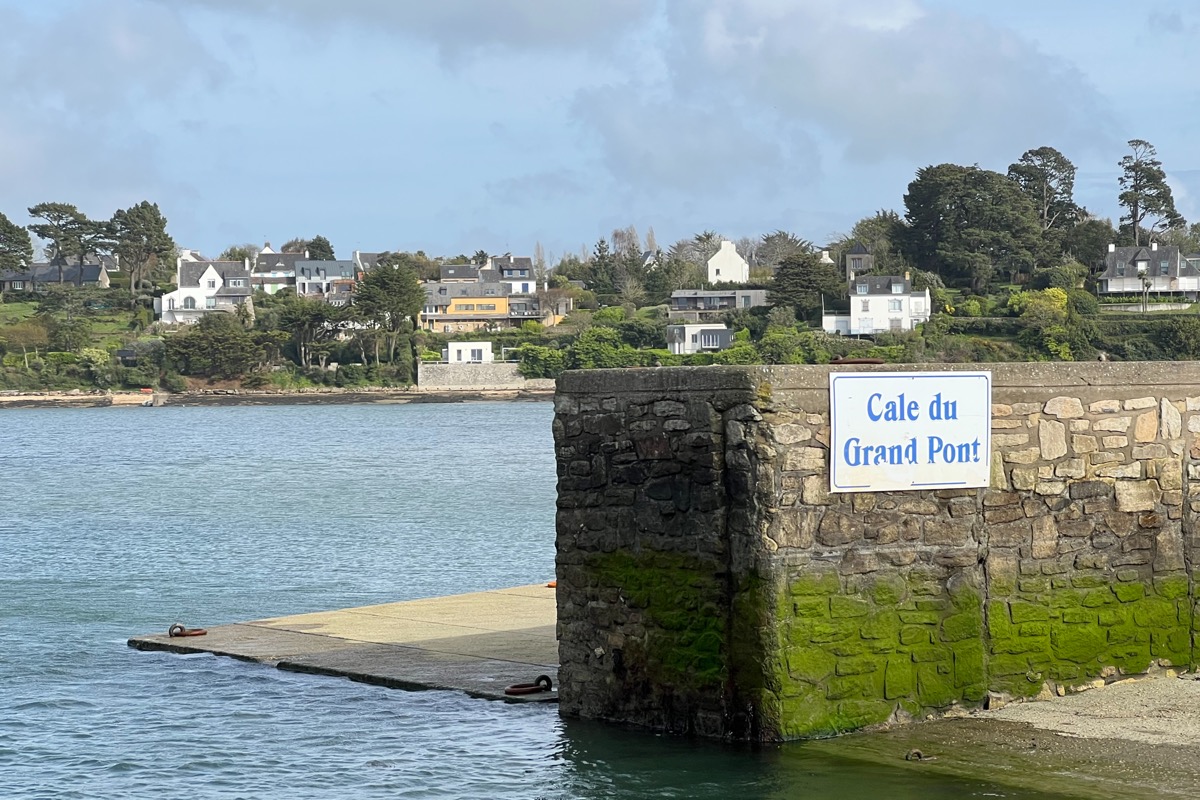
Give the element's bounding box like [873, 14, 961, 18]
[1125, 397, 1157, 410]
[1161, 398, 1182, 440]
[1010, 467, 1037, 490]
[989, 520, 1032, 548]
[1072, 435, 1098, 454]
[1004, 448, 1041, 465]
[1044, 396, 1084, 418]
[1132, 444, 1167, 460]
[1031, 516, 1058, 559]
[1054, 459, 1086, 479]
[992, 403, 1013, 417]
[1158, 460, 1183, 491]
[1094, 417, 1131, 432]
[1038, 420, 1068, 460]
[1095, 462, 1142, 479]
[774, 424, 813, 444]
[985, 506, 1025, 524]
[1070, 420, 1091, 432]
[1102, 436, 1129, 449]
[784, 447, 826, 472]
[1114, 480, 1162, 512]
[801, 475, 830, 506]
[993, 419, 1024, 429]
[1012, 403, 1042, 415]
[1134, 411, 1158, 443]
[1189, 415, 1200, 434]
[993, 433, 1030, 447]
[925, 520, 970, 546]
[1035, 480, 1066, 496]
[1090, 400, 1121, 413]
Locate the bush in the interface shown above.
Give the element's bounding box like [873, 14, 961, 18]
[335, 363, 367, 386]
[162, 373, 187, 393]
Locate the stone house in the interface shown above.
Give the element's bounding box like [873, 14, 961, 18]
[0, 261, 111, 293]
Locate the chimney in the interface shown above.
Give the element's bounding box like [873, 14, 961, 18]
[904, 271, 911, 282]
[1152, 242, 1159, 251]
[1108, 243, 1116, 253]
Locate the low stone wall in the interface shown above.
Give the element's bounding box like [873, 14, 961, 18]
[553, 363, 1200, 740]
[417, 361, 554, 391]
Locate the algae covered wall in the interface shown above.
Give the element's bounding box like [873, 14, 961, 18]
[554, 363, 1200, 741]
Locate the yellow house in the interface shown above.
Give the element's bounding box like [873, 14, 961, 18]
[421, 283, 511, 332]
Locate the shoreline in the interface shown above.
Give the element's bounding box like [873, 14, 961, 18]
[0, 387, 554, 409]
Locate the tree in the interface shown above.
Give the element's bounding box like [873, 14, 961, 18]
[0, 211, 33, 274]
[275, 294, 344, 368]
[897, 164, 1043, 291]
[757, 230, 813, 271]
[1007, 147, 1079, 231]
[28, 202, 111, 284]
[281, 237, 309, 254]
[219, 244, 258, 263]
[769, 252, 844, 324]
[1118, 139, 1185, 246]
[0, 318, 49, 367]
[1063, 217, 1118, 272]
[110, 202, 175, 308]
[354, 252, 424, 365]
[165, 312, 265, 379]
[307, 235, 335, 260]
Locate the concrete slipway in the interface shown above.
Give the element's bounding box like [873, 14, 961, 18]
[127, 584, 559, 702]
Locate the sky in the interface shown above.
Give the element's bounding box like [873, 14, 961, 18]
[1, 0, 1198, 262]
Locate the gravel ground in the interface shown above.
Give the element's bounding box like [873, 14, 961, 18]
[983, 674, 1200, 746]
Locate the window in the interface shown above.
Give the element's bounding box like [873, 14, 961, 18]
[470, 348, 483, 361]
[458, 304, 476, 311]
[438, 287, 447, 295]
[11, 280, 23, 290]
[183, 297, 196, 310]
[229, 279, 245, 287]
[519, 270, 528, 277]
[205, 297, 216, 309]
[691, 334, 698, 343]
[888, 299, 903, 312]
[1160, 260, 1169, 276]
[1136, 260, 1149, 274]
[168, 298, 175, 310]
[851, 257, 863, 271]
[521, 283, 530, 293]
[1116, 261, 1126, 277]
[860, 317, 874, 332]
[890, 318, 902, 331]
[456, 349, 463, 361]
[715, 269, 721, 276]
[856, 283, 868, 295]
[891, 284, 903, 294]
[912, 300, 925, 313]
[478, 303, 496, 311]
[443, 325, 451, 333]
[741, 295, 751, 308]
[207, 279, 216, 289]
[861, 300, 870, 312]
[700, 331, 721, 349]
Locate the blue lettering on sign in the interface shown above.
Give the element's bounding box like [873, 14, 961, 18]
[926, 436, 981, 464]
[866, 392, 921, 422]
[844, 437, 919, 466]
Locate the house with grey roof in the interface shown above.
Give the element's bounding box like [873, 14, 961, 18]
[822, 274, 930, 336]
[155, 257, 252, 324]
[296, 260, 358, 305]
[0, 260, 111, 293]
[668, 288, 768, 321]
[440, 264, 480, 282]
[353, 251, 384, 272]
[844, 242, 874, 280]
[1096, 242, 1200, 298]
[252, 250, 307, 295]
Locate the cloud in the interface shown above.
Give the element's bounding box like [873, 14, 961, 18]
[169, 0, 651, 56]
[0, 1, 226, 220]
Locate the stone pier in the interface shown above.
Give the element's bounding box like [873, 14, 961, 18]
[553, 363, 1200, 740]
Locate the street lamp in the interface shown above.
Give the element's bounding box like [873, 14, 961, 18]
[1137, 263, 1150, 315]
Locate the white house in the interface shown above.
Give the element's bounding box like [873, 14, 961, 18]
[442, 341, 494, 363]
[822, 274, 930, 336]
[707, 241, 749, 284]
[666, 323, 733, 355]
[155, 258, 253, 324]
[1096, 242, 1200, 298]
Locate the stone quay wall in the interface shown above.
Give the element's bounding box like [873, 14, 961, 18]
[553, 363, 1200, 740]
[417, 361, 555, 391]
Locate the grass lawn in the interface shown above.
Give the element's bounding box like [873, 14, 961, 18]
[0, 301, 39, 325]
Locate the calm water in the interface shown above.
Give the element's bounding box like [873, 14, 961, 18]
[1, 402, 1063, 799]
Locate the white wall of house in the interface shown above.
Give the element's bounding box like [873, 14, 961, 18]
[667, 324, 728, 355]
[825, 287, 931, 336]
[444, 341, 494, 362]
[159, 265, 223, 324]
[707, 241, 748, 284]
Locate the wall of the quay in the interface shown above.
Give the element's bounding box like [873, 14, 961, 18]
[553, 363, 1200, 740]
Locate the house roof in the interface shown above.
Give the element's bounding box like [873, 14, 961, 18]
[846, 242, 871, 256]
[1, 263, 107, 284]
[296, 260, 356, 280]
[440, 264, 479, 281]
[254, 251, 306, 273]
[489, 255, 533, 271]
[354, 251, 384, 271]
[1098, 244, 1196, 279]
[179, 260, 251, 288]
[852, 275, 915, 295]
[424, 281, 509, 300]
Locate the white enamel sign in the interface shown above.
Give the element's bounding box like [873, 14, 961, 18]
[829, 371, 992, 493]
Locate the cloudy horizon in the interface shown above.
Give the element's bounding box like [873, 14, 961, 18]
[1, 0, 1196, 260]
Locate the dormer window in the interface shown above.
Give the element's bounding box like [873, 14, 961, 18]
[1116, 261, 1126, 277]
[856, 283, 868, 295]
[1160, 260, 1169, 276]
[891, 284, 903, 294]
[207, 279, 216, 289]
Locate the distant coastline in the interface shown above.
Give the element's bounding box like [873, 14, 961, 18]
[0, 387, 554, 409]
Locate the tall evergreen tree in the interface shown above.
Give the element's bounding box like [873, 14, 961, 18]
[769, 252, 843, 324]
[1007, 146, 1079, 231]
[307, 235, 335, 260]
[0, 211, 33, 273]
[110, 201, 175, 307]
[1118, 139, 1185, 245]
